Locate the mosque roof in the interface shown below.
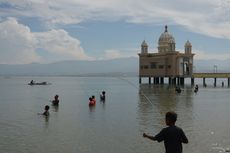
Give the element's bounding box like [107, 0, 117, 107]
[185, 40, 192, 46]
[141, 40, 148, 47]
[158, 25, 175, 44]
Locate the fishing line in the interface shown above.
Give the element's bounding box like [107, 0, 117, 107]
[79, 81, 91, 98]
[78, 80, 101, 100]
[118, 77, 155, 107]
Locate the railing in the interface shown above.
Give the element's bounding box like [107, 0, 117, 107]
[193, 73, 230, 78]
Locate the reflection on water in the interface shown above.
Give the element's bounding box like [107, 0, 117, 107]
[51, 105, 59, 112]
[43, 115, 49, 129]
[137, 83, 230, 153]
[88, 105, 96, 113]
[100, 100, 106, 110]
[137, 84, 194, 134]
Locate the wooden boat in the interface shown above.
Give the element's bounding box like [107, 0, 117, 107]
[28, 82, 51, 85]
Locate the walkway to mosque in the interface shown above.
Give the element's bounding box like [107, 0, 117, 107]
[192, 72, 230, 87]
[193, 73, 230, 78]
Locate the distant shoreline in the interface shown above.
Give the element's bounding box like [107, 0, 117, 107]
[0, 72, 138, 77]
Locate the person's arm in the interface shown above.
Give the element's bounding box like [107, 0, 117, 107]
[143, 133, 156, 141]
[143, 128, 165, 142]
[180, 129, 188, 144]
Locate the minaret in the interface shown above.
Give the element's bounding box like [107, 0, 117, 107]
[185, 40, 192, 54]
[169, 39, 176, 51]
[141, 40, 148, 54]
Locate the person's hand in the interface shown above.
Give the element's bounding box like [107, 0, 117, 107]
[143, 133, 147, 137]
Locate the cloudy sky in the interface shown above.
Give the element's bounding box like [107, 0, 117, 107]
[0, 0, 230, 64]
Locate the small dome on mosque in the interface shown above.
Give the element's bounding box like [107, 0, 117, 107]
[158, 25, 175, 44]
[185, 40, 192, 46]
[169, 39, 175, 44]
[141, 40, 148, 47]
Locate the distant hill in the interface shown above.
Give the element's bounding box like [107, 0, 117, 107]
[0, 57, 139, 76]
[0, 57, 230, 76]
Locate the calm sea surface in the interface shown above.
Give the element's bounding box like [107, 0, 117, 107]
[0, 76, 230, 153]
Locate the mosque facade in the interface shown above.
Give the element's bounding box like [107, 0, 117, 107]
[138, 25, 195, 85]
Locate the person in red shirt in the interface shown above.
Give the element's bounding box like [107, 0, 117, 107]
[88, 97, 95, 106]
[91, 95, 96, 104]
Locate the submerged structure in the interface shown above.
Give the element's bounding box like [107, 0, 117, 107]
[138, 25, 195, 85]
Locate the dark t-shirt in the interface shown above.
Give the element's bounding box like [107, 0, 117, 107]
[154, 125, 188, 153]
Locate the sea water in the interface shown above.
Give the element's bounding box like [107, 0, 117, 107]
[0, 76, 230, 153]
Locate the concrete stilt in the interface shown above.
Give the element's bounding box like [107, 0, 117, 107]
[149, 77, 151, 84]
[203, 78, 206, 87]
[156, 77, 159, 84]
[169, 77, 172, 85]
[173, 78, 176, 85]
[191, 78, 194, 86]
[160, 77, 164, 84]
[177, 77, 180, 85]
[214, 78, 216, 87]
[180, 77, 184, 85]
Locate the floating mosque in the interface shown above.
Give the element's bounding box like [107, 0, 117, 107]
[138, 25, 195, 85]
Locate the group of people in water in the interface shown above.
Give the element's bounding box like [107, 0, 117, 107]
[39, 94, 186, 153]
[39, 84, 201, 117]
[88, 95, 96, 106]
[175, 86, 182, 93]
[35, 82, 194, 153]
[35, 82, 230, 153]
[88, 91, 106, 106]
[175, 84, 199, 94]
[39, 91, 106, 116]
[39, 94, 60, 116]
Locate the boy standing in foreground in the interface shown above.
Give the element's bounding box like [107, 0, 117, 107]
[143, 111, 188, 153]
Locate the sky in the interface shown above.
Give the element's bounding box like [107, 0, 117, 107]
[0, 0, 230, 64]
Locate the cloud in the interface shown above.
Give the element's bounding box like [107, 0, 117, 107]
[34, 29, 93, 61]
[0, 17, 40, 64]
[0, 18, 91, 64]
[2, 0, 230, 63]
[169, 46, 230, 60]
[1, 17, 229, 64]
[2, 0, 230, 39]
[194, 49, 230, 60]
[101, 48, 139, 60]
[103, 47, 230, 61]
[103, 50, 122, 60]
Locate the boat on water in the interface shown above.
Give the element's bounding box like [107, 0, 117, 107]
[28, 80, 51, 85]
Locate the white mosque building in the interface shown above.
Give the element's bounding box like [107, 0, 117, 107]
[138, 25, 195, 85]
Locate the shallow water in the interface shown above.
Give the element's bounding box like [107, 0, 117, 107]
[0, 76, 230, 153]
